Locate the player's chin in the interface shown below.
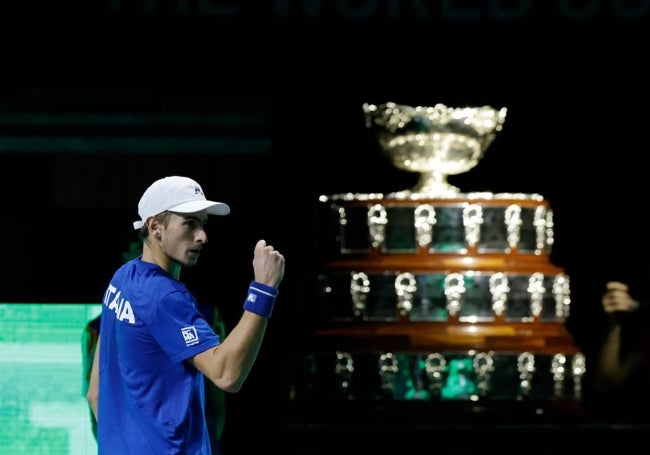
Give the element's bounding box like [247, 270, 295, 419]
[184, 250, 201, 266]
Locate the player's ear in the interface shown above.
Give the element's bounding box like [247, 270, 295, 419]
[146, 217, 161, 237]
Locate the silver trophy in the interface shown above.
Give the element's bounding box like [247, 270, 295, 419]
[363, 102, 507, 197]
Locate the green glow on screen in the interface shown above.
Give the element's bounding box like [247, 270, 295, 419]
[0, 303, 101, 455]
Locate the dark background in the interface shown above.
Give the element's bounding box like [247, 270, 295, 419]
[1, 0, 649, 451]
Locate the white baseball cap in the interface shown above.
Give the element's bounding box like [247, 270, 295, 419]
[132, 176, 230, 229]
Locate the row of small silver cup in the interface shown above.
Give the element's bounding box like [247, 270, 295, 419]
[335, 350, 586, 401]
[329, 200, 554, 255]
[346, 270, 570, 321]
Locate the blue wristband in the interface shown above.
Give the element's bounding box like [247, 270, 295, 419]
[243, 281, 278, 318]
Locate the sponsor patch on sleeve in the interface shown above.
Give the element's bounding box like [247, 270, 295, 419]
[181, 326, 199, 347]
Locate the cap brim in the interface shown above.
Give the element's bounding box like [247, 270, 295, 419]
[168, 200, 231, 216]
[133, 200, 230, 229]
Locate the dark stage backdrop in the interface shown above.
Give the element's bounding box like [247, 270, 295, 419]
[0, 2, 648, 452]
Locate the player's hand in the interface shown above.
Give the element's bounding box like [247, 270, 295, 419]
[252, 239, 285, 288]
[602, 281, 639, 314]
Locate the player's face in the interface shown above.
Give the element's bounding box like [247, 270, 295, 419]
[159, 211, 209, 267]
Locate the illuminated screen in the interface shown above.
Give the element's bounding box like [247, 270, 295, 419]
[0, 303, 101, 454]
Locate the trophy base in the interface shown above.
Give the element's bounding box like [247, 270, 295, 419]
[303, 191, 582, 407]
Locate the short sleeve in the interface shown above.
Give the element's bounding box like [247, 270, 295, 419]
[148, 291, 221, 363]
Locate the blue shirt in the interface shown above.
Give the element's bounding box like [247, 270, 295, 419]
[97, 257, 221, 454]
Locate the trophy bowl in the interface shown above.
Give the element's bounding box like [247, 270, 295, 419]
[363, 102, 507, 197]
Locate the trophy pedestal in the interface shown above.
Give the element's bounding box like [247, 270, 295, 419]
[288, 190, 584, 415]
[284, 103, 584, 431]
